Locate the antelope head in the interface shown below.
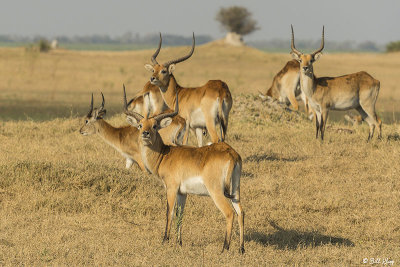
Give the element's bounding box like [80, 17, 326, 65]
[290, 25, 324, 75]
[144, 33, 195, 91]
[80, 93, 106, 136]
[123, 85, 178, 146]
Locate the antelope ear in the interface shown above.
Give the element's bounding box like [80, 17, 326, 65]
[313, 52, 322, 62]
[126, 116, 140, 128]
[159, 117, 172, 128]
[144, 64, 154, 72]
[291, 52, 301, 62]
[168, 64, 175, 74]
[97, 109, 106, 118]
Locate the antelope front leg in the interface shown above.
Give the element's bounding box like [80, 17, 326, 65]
[287, 93, 299, 111]
[163, 188, 177, 243]
[182, 125, 191, 145]
[176, 193, 187, 246]
[195, 128, 204, 147]
[315, 112, 321, 139]
[321, 109, 329, 141]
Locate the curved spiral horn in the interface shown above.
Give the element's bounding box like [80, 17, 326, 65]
[290, 25, 302, 56]
[87, 93, 94, 116]
[151, 33, 162, 65]
[100, 92, 105, 110]
[311, 26, 325, 56]
[164, 33, 195, 67]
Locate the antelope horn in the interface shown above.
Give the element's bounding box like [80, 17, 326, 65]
[100, 92, 105, 110]
[151, 33, 162, 65]
[153, 92, 179, 122]
[123, 84, 144, 121]
[164, 33, 195, 67]
[87, 93, 94, 116]
[290, 25, 302, 56]
[311, 26, 325, 56]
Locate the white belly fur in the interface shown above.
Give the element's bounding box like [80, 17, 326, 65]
[190, 108, 206, 128]
[179, 176, 209, 196]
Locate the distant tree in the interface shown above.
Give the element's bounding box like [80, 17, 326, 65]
[38, 39, 51, 52]
[386, 41, 400, 52]
[215, 6, 259, 36]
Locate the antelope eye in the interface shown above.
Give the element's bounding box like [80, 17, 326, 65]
[161, 69, 167, 74]
[152, 124, 158, 130]
[138, 124, 142, 129]
[85, 120, 89, 124]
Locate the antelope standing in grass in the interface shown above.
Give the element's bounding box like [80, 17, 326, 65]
[144, 33, 232, 147]
[123, 88, 245, 253]
[125, 84, 187, 145]
[260, 59, 310, 117]
[290, 25, 381, 140]
[79, 93, 145, 170]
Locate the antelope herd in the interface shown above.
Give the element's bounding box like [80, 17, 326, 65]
[79, 26, 382, 254]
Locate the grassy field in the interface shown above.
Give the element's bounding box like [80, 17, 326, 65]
[0, 44, 400, 265]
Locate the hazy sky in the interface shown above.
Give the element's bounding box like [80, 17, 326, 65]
[1, 0, 399, 44]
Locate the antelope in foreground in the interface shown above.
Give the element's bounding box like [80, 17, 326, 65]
[79, 93, 144, 170]
[125, 84, 187, 146]
[144, 33, 232, 147]
[259, 59, 311, 118]
[290, 25, 382, 140]
[123, 88, 245, 253]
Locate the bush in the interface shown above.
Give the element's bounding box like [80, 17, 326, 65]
[216, 6, 259, 36]
[386, 41, 400, 52]
[38, 39, 51, 52]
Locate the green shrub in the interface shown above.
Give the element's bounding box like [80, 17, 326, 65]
[38, 39, 51, 52]
[386, 41, 400, 52]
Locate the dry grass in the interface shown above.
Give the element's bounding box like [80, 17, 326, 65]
[0, 45, 400, 265]
[1, 44, 400, 121]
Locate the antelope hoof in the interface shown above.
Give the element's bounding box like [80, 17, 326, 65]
[220, 243, 230, 254]
[162, 236, 169, 244]
[239, 246, 245, 254]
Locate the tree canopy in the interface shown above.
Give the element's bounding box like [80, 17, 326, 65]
[216, 6, 259, 36]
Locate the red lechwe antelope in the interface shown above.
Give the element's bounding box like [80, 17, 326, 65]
[123, 87, 245, 254]
[290, 25, 382, 140]
[144, 33, 232, 147]
[260, 59, 310, 117]
[79, 93, 145, 170]
[125, 84, 187, 146]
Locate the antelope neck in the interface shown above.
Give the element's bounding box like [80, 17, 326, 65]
[160, 75, 179, 109]
[96, 120, 122, 148]
[140, 135, 168, 175]
[299, 68, 315, 99]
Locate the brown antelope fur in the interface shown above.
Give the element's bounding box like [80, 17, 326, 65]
[290, 25, 382, 141]
[79, 93, 144, 170]
[123, 87, 245, 254]
[125, 83, 187, 146]
[144, 33, 233, 147]
[260, 59, 310, 115]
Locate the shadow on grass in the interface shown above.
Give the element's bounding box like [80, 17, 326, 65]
[245, 220, 354, 250]
[244, 154, 306, 163]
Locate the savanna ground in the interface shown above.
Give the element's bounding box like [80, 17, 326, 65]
[0, 43, 400, 265]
